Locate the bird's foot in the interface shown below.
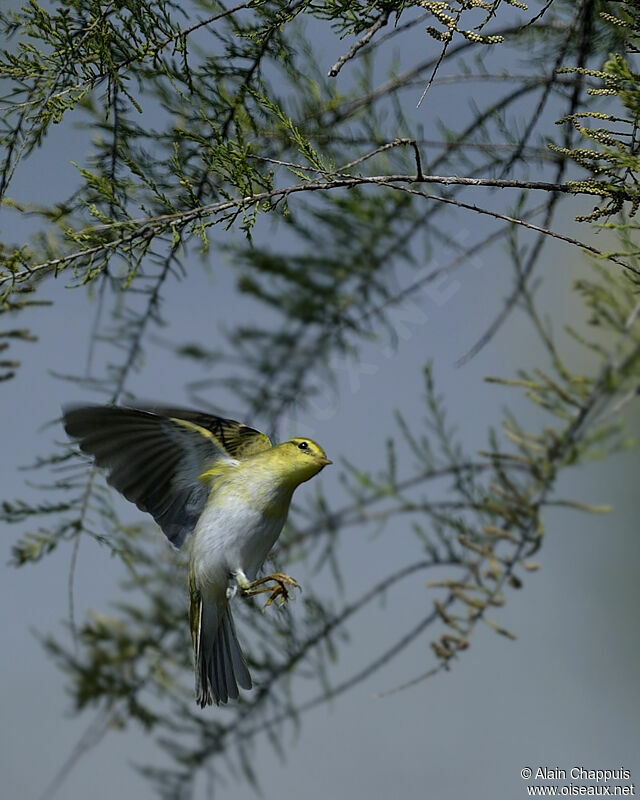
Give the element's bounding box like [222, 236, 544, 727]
[238, 572, 300, 610]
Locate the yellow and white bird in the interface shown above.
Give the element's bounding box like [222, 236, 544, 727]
[62, 405, 331, 707]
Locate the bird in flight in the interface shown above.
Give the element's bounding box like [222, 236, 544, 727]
[63, 404, 331, 707]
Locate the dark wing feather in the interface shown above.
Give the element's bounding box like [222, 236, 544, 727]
[63, 405, 236, 548]
[135, 404, 272, 459]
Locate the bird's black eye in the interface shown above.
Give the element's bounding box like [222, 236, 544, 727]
[298, 441, 309, 450]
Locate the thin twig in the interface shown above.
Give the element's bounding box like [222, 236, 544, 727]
[379, 298, 640, 698]
[325, 22, 554, 123]
[417, 4, 463, 109]
[4, 171, 635, 289]
[328, 10, 391, 77]
[379, 182, 638, 276]
[457, 2, 595, 364]
[337, 138, 423, 178]
[0, 3, 117, 201]
[499, 0, 585, 177]
[0, 2, 256, 115]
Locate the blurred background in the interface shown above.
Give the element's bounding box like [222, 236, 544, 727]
[2, 1, 639, 798]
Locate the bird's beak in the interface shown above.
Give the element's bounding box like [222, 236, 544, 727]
[316, 457, 332, 467]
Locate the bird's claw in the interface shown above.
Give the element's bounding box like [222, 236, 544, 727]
[261, 579, 293, 610]
[238, 572, 300, 610]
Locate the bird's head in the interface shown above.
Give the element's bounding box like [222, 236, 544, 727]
[273, 437, 332, 486]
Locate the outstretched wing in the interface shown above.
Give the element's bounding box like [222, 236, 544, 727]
[62, 405, 260, 548]
[136, 405, 272, 459]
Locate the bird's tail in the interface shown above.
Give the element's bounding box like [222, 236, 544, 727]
[194, 599, 252, 707]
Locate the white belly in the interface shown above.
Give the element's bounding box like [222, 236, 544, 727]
[189, 484, 289, 599]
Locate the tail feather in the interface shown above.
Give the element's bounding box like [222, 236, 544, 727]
[218, 620, 237, 702]
[225, 610, 252, 690]
[194, 600, 252, 707]
[213, 628, 232, 703]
